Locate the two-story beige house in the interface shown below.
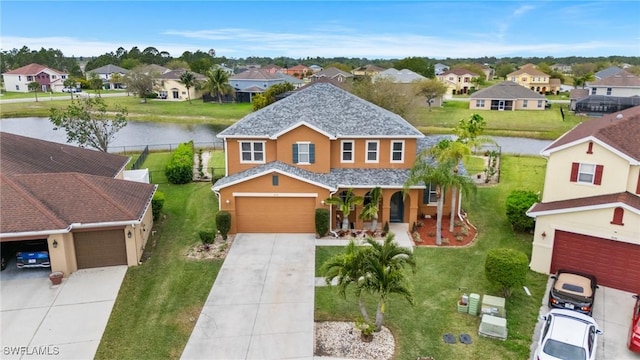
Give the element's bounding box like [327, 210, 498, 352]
[437, 68, 479, 96]
[212, 82, 458, 234]
[527, 106, 640, 293]
[157, 69, 207, 101]
[507, 63, 561, 94]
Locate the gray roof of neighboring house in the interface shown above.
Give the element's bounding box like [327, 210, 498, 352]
[89, 64, 128, 74]
[590, 70, 640, 87]
[138, 64, 170, 75]
[470, 81, 545, 99]
[218, 82, 424, 138]
[595, 66, 623, 80]
[373, 68, 426, 83]
[230, 68, 283, 80]
[160, 69, 206, 80]
[311, 67, 353, 79]
[274, 72, 304, 84]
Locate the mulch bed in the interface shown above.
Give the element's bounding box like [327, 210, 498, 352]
[412, 215, 477, 247]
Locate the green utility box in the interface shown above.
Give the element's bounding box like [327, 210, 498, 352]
[468, 293, 480, 316]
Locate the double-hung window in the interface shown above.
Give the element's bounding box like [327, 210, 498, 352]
[476, 100, 485, 108]
[292, 142, 314, 164]
[390, 141, 404, 163]
[341, 140, 354, 163]
[365, 140, 379, 163]
[570, 162, 603, 185]
[523, 99, 528, 108]
[239, 141, 265, 163]
[422, 183, 438, 204]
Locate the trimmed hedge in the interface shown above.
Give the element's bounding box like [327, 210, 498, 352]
[315, 208, 329, 237]
[485, 248, 529, 297]
[216, 211, 231, 240]
[199, 230, 215, 244]
[151, 191, 165, 221]
[165, 141, 194, 184]
[505, 190, 539, 232]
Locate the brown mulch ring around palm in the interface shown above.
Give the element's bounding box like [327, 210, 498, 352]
[411, 215, 477, 247]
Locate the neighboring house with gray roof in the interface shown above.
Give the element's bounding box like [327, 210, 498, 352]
[594, 66, 623, 81]
[86, 64, 128, 90]
[373, 68, 426, 84]
[0, 132, 157, 278]
[309, 67, 353, 84]
[212, 82, 463, 234]
[588, 70, 640, 97]
[434, 63, 449, 75]
[469, 81, 546, 111]
[229, 68, 291, 102]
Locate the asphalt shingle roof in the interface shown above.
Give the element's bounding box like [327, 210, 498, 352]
[89, 64, 128, 74]
[374, 68, 426, 84]
[470, 81, 545, 100]
[528, 191, 640, 215]
[219, 82, 424, 139]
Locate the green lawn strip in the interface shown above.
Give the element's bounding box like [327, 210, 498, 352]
[96, 154, 222, 360]
[207, 150, 226, 177]
[463, 155, 486, 175]
[314, 155, 549, 359]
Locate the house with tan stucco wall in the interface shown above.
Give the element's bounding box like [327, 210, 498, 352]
[212, 82, 461, 234]
[0, 133, 157, 278]
[507, 63, 561, 95]
[527, 106, 640, 293]
[156, 69, 207, 101]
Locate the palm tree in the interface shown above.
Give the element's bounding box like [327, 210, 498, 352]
[325, 188, 364, 231]
[203, 67, 233, 103]
[179, 70, 196, 104]
[361, 234, 415, 331]
[404, 158, 457, 245]
[28, 81, 40, 102]
[320, 240, 370, 323]
[110, 73, 123, 90]
[359, 186, 383, 231]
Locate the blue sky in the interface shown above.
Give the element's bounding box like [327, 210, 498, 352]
[1, 1, 638, 59]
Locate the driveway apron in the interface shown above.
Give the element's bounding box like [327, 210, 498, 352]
[181, 233, 316, 360]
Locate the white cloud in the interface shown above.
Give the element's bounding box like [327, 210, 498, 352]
[513, 5, 535, 17]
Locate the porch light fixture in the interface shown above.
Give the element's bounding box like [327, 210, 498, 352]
[225, 199, 230, 204]
[541, 231, 546, 238]
[127, 230, 132, 239]
[52, 239, 58, 248]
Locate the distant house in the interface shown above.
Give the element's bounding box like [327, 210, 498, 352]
[373, 68, 426, 84]
[569, 88, 590, 111]
[310, 67, 354, 84]
[138, 64, 171, 75]
[2, 63, 69, 93]
[506, 63, 561, 94]
[156, 69, 207, 101]
[262, 64, 282, 74]
[273, 73, 305, 89]
[351, 64, 386, 77]
[213, 64, 235, 75]
[434, 63, 449, 75]
[283, 64, 311, 79]
[551, 63, 572, 74]
[309, 64, 323, 73]
[476, 64, 494, 81]
[229, 68, 304, 103]
[469, 81, 546, 111]
[437, 68, 480, 96]
[588, 70, 640, 97]
[594, 66, 623, 81]
[86, 64, 128, 90]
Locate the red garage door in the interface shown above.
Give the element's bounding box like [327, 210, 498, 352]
[551, 230, 640, 293]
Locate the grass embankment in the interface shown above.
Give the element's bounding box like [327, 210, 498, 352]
[413, 101, 581, 140]
[315, 155, 549, 360]
[0, 96, 253, 127]
[95, 153, 223, 360]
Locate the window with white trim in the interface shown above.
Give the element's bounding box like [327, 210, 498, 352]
[239, 141, 265, 163]
[578, 163, 595, 183]
[606, 88, 612, 95]
[365, 140, 379, 163]
[591, 87, 597, 95]
[523, 99, 528, 108]
[537, 100, 543, 108]
[570, 162, 603, 185]
[390, 141, 404, 163]
[341, 140, 354, 163]
[293, 142, 314, 164]
[422, 183, 438, 204]
[476, 99, 485, 108]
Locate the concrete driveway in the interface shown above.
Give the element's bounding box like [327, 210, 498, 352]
[181, 233, 316, 360]
[531, 277, 639, 359]
[0, 266, 127, 360]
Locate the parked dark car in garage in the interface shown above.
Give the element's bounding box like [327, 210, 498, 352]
[16, 241, 50, 268]
[629, 294, 640, 353]
[548, 269, 598, 316]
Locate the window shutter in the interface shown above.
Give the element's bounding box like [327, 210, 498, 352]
[309, 144, 315, 164]
[636, 173, 640, 194]
[292, 144, 298, 163]
[570, 162, 579, 182]
[594, 165, 604, 185]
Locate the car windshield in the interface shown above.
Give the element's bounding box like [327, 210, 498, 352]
[543, 339, 586, 360]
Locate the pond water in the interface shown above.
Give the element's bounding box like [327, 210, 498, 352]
[0, 117, 552, 155]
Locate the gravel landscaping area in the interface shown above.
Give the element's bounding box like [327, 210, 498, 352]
[314, 321, 395, 359]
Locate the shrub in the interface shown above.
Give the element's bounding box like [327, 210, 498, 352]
[151, 191, 165, 221]
[315, 208, 330, 237]
[165, 141, 194, 184]
[211, 173, 224, 184]
[505, 190, 539, 232]
[199, 230, 215, 244]
[216, 211, 231, 240]
[485, 248, 529, 297]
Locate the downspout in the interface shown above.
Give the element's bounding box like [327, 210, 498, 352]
[213, 189, 222, 211]
[328, 188, 338, 238]
[457, 190, 464, 222]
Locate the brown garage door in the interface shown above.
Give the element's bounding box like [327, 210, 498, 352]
[551, 230, 640, 293]
[74, 230, 127, 269]
[236, 197, 315, 233]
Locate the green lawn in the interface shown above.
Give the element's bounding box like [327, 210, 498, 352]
[95, 153, 223, 360]
[315, 155, 549, 360]
[412, 101, 582, 139]
[0, 91, 72, 100]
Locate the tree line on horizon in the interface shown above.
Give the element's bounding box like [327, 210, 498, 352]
[2, 45, 639, 79]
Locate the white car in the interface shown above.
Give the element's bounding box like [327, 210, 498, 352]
[61, 87, 80, 93]
[534, 309, 602, 360]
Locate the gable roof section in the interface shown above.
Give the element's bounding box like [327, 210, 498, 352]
[89, 64, 128, 74]
[230, 68, 283, 81]
[541, 105, 640, 162]
[507, 64, 549, 77]
[3, 63, 66, 76]
[374, 68, 426, 83]
[527, 192, 640, 217]
[440, 68, 479, 77]
[218, 82, 424, 139]
[312, 67, 353, 79]
[160, 68, 206, 81]
[595, 66, 623, 80]
[138, 64, 170, 75]
[1, 173, 157, 234]
[1, 132, 129, 177]
[470, 81, 544, 100]
[274, 72, 304, 84]
[590, 70, 640, 87]
[569, 89, 589, 100]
